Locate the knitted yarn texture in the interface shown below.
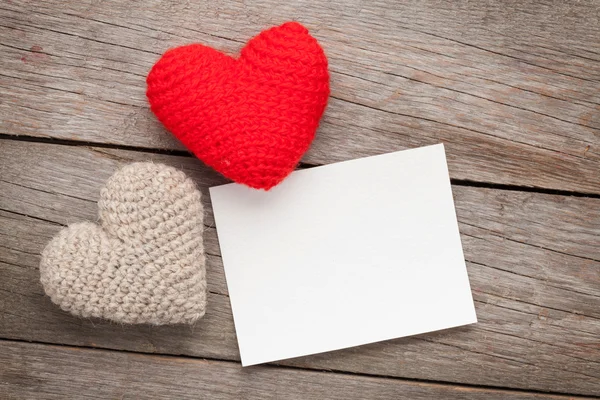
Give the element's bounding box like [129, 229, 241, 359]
[146, 21, 330, 190]
[39, 163, 206, 325]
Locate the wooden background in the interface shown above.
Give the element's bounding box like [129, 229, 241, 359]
[1, 0, 599, 398]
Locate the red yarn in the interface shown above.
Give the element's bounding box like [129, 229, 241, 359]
[146, 22, 330, 190]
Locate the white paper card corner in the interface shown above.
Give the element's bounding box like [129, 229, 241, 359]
[209, 143, 477, 366]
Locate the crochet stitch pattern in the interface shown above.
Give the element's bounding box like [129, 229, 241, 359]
[39, 163, 206, 325]
[146, 22, 330, 190]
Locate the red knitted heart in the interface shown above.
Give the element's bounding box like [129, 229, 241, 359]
[146, 22, 330, 190]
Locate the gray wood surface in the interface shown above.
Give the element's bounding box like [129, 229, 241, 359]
[1, 140, 598, 396]
[3, 340, 593, 400]
[1, 1, 599, 193]
[2, 0, 600, 398]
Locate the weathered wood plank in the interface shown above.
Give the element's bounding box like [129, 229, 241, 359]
[0, 140, 599, 395]
[3, 341, 591, 400]
[0, 0, 599, 193]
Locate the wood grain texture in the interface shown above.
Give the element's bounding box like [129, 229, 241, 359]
[0, 0, 599, 193]
[1, 140, 598, 396]
[3, 341, 593, 400]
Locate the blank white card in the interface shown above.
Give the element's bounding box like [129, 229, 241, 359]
[210, 144, 477, 366]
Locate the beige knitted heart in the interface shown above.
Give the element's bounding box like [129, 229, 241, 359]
[40, 162, 206, 325]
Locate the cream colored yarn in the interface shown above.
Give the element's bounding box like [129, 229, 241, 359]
[40, 162, 206, 325]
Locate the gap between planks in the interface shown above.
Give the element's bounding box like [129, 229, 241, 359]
[1, 134, 599, 200]
[2, 338, 597, 400]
